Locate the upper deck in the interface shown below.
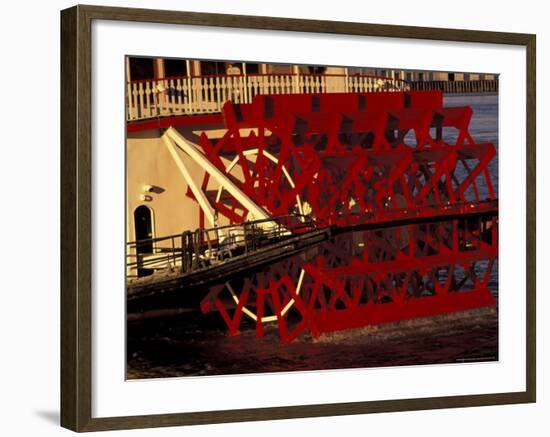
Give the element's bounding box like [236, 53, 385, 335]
[126, 72, 409, 122]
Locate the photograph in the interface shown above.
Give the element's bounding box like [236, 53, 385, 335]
[125, 57, 499, 379]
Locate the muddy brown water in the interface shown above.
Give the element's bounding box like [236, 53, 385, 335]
[127, 307, 498, 379]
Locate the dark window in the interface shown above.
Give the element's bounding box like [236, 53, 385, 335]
[200, 61, 226, 76]
[245, 63, 260, 74]
[308, 65, 327, 74]
[129, 57, 154, 81]
[164, 59, 188, 78]
[448, 73, 456, 81]
[418, 72, 425, 81]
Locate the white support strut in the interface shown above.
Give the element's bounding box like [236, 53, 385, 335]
[162, 134, 216, 227]
[164, 127, 271, 222]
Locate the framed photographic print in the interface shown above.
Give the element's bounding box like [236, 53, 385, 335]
[60, 4, 536, 432]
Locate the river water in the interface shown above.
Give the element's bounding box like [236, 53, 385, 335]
[127, 93, 499, 379]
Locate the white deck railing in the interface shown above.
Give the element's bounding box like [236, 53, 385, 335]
[126, 74, 410, 121]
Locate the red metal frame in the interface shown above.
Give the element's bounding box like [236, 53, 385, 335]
[191, 91, 498, 342]
[201, 217, 497, 342]
[196, 92, 496, 227]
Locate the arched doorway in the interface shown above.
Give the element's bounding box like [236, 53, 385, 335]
[134, 205, 154, 276]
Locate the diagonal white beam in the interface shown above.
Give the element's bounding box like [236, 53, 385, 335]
[164, 127, 271, 222]
[162, 134, 216, 227]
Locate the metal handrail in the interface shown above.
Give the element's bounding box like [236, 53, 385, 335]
[126, 201, 498, 277]
[126, 214, 315, 247]
[126, 214, 318, 275]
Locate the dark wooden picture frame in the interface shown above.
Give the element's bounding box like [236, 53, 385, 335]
[61, 4, 536, 432]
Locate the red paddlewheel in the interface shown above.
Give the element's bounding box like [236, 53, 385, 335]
[189, 91, 498, 341]
[200, 253, 312, 343]
[201, 216, 497, 342]
[189, 91, 496, 228]
[302, 218, 497, 336]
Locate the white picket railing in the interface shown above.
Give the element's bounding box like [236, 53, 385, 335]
[126, 74, 409, 121]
